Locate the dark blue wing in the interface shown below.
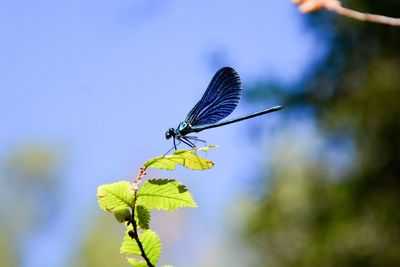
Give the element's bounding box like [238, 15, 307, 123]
[185, 67, 242, 127]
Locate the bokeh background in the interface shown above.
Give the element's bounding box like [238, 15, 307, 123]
[1, 1, 399, 266]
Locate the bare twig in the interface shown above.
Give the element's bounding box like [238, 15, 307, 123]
[133, 165, 147, 190]
[293, 0, 400, 27]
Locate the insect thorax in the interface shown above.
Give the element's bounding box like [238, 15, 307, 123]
[176, 121, 192, 136]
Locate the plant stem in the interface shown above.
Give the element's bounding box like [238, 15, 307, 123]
[130, 189, 154, 267]
[133, 165, 147, 190]
[128, 165, 153, 267]
[295, 0, 400, 27]
[330, 4, 400, 26]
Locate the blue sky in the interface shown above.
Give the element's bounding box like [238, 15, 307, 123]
[0, 1, 317, 266]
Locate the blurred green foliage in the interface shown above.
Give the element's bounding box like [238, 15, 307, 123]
[72, 214, 129, 267]
[0, 144, 62, 266]
[243, 1, 400, 267]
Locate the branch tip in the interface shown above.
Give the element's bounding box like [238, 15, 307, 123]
[293, 0, 400, 26]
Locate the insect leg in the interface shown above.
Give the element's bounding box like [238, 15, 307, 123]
[164, 139, 182, 155]
[184, 136, 207, 146]
[178, 136, 196, 148]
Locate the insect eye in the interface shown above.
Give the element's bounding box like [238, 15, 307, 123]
[165, 128, 175, 139]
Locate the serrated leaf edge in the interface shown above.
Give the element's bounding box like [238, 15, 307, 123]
[97, 181, 134, 212]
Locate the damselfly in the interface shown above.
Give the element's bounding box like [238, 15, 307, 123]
[165, 67, 283, 149]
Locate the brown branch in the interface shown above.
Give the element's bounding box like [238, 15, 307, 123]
[133, 165, 147, 190]
[294, 0, 400, 27]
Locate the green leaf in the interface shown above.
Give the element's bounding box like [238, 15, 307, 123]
[143, 146, 216, 170]
[121, 229, 161, 266]
[162, 265, 174, 267]
[135, 205, 150, 229]
[113, 208, 132, 223]
[137, 179, 197, 211]
[97, 181, 134, 212]
[126, 258, 148, 267]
